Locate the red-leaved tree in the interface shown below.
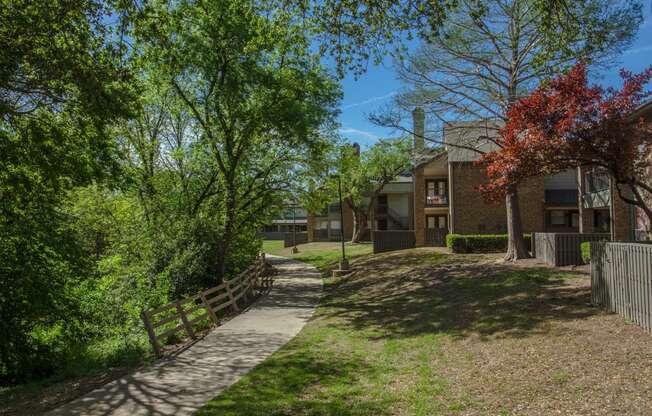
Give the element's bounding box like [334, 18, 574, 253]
[480, 63, 652, 238]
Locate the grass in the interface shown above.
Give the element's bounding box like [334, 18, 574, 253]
[262, 240, 373, 273]
[199, 248, 652, 415]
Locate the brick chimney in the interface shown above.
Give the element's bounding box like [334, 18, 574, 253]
[412, 107, 425, 151]
[352, 142, 360, 156]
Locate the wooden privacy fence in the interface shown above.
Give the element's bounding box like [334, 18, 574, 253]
[140, 254, 270, 356]
[591, 242, 652, 332]
[533, 232, 609, 266]
[312, 229, 329, 241]
[373, 230, 415, 253]
[283, 232, 308, 248]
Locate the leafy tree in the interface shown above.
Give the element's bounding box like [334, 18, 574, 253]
[134, 0, 339, 279]
[281, 0, 608, 78]
[373, 0, 641, 260]
[480, 63, 652, 237]
[329, 139, 412, 243]
[0, 0, 135, 383]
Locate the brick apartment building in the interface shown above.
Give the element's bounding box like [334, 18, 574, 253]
[304, 103, 651, 246]
[411, 110, 580, 246]
[578, 100, 652, 241]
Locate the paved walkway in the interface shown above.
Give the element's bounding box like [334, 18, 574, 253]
[47, 256, 322, 416]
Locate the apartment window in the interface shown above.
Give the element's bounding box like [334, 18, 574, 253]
[426, 179, 448, 205]
[426, 215, 447, 230]
[545, 209, 579, 229]
[330, 220, 341, 230]
[550, 210, 566, 226]
[585, 169, 610, 193]
[328, 203, 340, 213]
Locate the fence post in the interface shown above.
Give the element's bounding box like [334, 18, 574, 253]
[225, 280, 240, 312]
[140, 310, 162, 356]
[242, 271, 251, 303]
[200, 292, 219, 324]
[175, 301, 196, 339]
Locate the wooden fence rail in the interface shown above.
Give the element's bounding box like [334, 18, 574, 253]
[591, 242, 652, 332]
[140, 254, 270, 356]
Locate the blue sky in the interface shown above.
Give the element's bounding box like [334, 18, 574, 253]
[336, 8, 652, 147]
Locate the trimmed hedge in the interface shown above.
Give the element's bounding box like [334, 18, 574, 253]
[581, 241, 591, 264]
[445, 234, 532, 253]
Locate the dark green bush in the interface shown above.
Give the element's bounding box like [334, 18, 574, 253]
[581, 241, 591, 264]
[445, 234, 532, 253]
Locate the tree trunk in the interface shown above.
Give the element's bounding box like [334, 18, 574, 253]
[350, 208, 368, 243]
[216, 178, 237, 282]
[504, 185, 530, 261]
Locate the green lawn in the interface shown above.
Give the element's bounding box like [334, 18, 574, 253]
[262, 240, 373, 273]
[197, 248, 649, 415]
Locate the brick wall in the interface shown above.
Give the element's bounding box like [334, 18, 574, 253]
[611, 185, 633, 241]
[449, 162, 544, 234]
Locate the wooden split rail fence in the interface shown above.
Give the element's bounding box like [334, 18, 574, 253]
[140, 254, 270, 356]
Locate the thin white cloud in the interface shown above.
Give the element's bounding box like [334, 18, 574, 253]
[624, 44, 652, 56]
[339, 127, 378, 140]
[341, 91, 397, 110]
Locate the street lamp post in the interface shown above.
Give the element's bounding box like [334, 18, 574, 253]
[336, 175, 348, 271]
[291, 203, 299, 254]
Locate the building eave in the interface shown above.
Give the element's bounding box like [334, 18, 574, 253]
[629, 100, 652, 121]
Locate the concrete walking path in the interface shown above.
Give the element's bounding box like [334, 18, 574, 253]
[47, 256, 322, 416]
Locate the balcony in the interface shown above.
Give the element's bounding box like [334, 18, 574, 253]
[426, 194, 449, 206]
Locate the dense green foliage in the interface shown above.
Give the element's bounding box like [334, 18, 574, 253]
[446, 234, 532, 254]
[0, 0, 136, 383]
[581, 242, 591, 264]
[0, 0, 338, 386]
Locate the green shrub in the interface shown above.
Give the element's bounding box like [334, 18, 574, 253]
[581, 241, 591, 264]
[445, 234, 532, 253]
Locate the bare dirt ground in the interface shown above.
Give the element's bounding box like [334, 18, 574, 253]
[344, 249, 652, 415]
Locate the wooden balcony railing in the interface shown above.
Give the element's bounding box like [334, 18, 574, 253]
[426, 195, 448, 206]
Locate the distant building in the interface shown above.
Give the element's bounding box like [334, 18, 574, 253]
[304, 102, 652, 247]
[259, 205, 307, 240]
